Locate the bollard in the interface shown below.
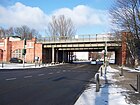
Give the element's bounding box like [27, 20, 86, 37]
[95, 73, 100, 92]
[120, 66, 123, 76]
[39, 62, 40, 66]
[2, 62, 4, 68]
[137, 74, 140, 93]
[35, 62, 36, 67]
[100, 67, 103, 76]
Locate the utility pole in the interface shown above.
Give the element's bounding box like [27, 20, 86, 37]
[22, 39, 26, 67]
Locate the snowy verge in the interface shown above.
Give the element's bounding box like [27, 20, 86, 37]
[0, 63, 64, 69]
[74, 66, 131, 105]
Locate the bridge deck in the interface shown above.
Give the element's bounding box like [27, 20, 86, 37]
[38, 34, 121, 50]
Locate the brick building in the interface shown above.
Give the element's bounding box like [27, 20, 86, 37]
[0, 36, 42, 63]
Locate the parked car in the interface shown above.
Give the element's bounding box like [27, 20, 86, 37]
[90, 60, 96, 65]
[9, 58, 23, 63]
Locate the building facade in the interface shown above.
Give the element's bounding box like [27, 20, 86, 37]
[0, 36, 42, 63]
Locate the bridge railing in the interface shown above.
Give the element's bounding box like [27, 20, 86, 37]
[39, 34, 116, 43]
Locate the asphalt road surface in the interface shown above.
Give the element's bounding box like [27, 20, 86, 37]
[0, 64, 100, 105]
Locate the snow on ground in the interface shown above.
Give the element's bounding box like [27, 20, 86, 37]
[123, 66, 140, 73]
[74, 66, 131, 105]
[99, 66, 119, 82]
[118, 66, 140, 73]
[0, 63, 42, 69]
[0, 63, 61, 69]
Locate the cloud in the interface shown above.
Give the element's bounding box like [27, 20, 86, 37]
[0, 2, 110, 33]
[0, 2, 49, 31]
[52, 5, 109, 28]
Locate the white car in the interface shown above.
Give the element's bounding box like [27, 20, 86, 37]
[90, 60, 96, 65]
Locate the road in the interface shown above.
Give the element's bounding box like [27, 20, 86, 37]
[0, 64, 100, 105]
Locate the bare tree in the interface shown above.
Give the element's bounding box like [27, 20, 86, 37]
[110, 0, 140, 66]
[5, 27, 14, 37]
[14, 25, 38, 40]
[48, 15, 76, 40]
[0, 27, 15, 38]
[0, 27, 6, 38]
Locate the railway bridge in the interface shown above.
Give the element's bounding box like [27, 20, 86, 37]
[40, 32, 126, 65]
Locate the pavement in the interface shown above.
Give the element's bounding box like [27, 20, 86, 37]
[74, 65, 140, 105]
[112, 65, 140, 104]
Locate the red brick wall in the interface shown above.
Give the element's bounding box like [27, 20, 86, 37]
[25, 40, 35, 63]
[0, 39, 5, 62]
[35, 43, 42, 62]
[3, 38, 12, 62]
[12, 40, 24, 52]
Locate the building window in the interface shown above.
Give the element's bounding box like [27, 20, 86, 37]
[12, 49, 22, 58]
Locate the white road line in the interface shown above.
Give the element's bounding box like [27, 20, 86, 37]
[63, 70, 66, 72]
[6, 78, 16, 81]
[38, 74, 45, 76]
[49, 72, 53, 75]
[24, 75, 32, 78]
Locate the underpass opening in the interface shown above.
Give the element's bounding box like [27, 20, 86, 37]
[42, 47, 118, 64]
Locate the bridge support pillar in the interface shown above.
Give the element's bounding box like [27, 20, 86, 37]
[56, 49, 58, 63]
[68, 52, 70, 62]
[62, 50, 65, 63]
[70, 52, 73, 63]
[52, 46, 54, 64]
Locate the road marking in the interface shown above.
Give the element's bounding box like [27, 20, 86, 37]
[63, 70, 66, 72]
[6, 78, 16, 81]
[24, 75, 32, 78]
[49, 72, 53, 75]
[38, 74, 45, 76]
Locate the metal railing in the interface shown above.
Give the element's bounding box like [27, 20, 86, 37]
[38, 34, 117, 43]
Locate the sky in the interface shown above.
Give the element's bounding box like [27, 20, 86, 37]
[0, 0, 114, 35]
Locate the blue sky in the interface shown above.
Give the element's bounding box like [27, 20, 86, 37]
[0, 0, 114, 35]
